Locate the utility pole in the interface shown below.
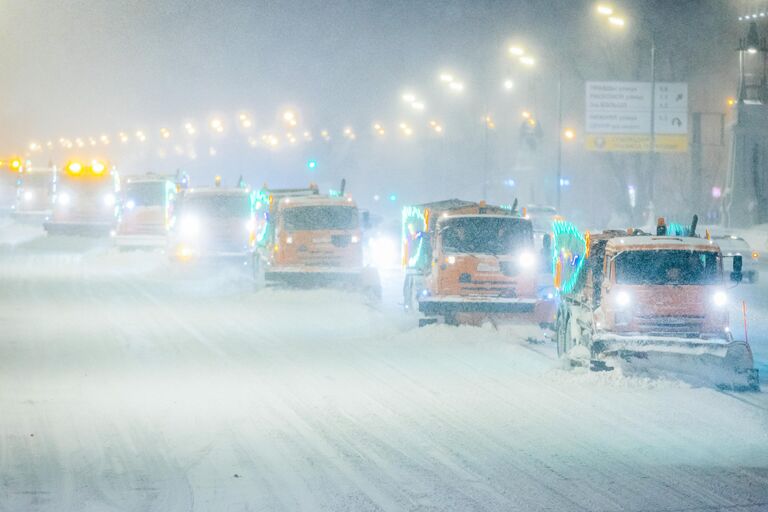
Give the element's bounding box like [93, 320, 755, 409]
[556, 70, 563, 211]
[647, 30, 657, 213]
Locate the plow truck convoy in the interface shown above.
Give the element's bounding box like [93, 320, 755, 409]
[553, 216, 759, 391]
[402, 199, 553, 327]
[254, 180, 380, 296]
[44, 160, 120, 236]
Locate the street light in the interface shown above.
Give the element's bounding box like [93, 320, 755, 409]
[563, 128, 576, 140]
[503, 79, 515, 91]
[508, 46, 525, 56]
[596, 4, 613, 16]
[519, 55, 536, 66]
[596, 4, 658, 207]
[608, 16, 626, 27]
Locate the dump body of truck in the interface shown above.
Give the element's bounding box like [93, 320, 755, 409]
[403, 199, 548, 326]
[554, 222, 758, 390]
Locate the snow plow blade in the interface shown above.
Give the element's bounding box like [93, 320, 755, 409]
[595, 335, 760, 391]
[418, 297, 537, 316]
[43, 222, 113, 237]
[264, 267, 381, 296]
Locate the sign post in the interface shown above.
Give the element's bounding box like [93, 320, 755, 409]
[585, 81, 688, 153]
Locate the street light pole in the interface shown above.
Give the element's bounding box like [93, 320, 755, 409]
[648, 31, 657, 210]
[556, 69, 563, 211]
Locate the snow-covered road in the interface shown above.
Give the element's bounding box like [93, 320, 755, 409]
[1, 226, 767, 511]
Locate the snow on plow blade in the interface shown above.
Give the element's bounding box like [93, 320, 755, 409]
[595, 335, 760, 391]
[418, 296, 537, 315]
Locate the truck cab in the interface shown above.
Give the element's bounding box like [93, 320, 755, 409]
[554, 220, 758, 390]
[595, 236, 729, 339]
[262, 194, 373, 288]
[13, 165, 55, 219]
[404, 200, 547, 326]
[116, 175, 177, 249]
[168, 187, 255, 263]
[44, 160, 119, 236]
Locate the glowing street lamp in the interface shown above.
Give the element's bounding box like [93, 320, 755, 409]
[563, 128, 576, 140]
[239, 113, 253, 129]
[210, 118, 224, 133]
[608, 16, 625, 27]
[508, 46, 525, 56]
[135, 131, 146, 142]
[160, 128, 171, 139]
[596, 4, 613, 16]
[184, 122, 196, 135]
[503, 79, 515, 91]
[519, 55, 536, 66]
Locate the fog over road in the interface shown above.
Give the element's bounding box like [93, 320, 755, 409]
[1, 223, 767, 511]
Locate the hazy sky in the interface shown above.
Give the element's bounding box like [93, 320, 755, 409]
[0, 0, 749, 174]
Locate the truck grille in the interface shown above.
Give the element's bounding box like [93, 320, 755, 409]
[633, 315, 706, 336]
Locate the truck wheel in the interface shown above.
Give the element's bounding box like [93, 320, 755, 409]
[556, 312, 568, 358]
[403, 275, 415, 311]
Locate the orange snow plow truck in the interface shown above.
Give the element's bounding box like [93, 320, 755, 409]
[553, 216, 759, 391]
[254, 180, 380, 296]
[402, 199, 551, 327]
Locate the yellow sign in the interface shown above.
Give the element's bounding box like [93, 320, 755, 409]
[585, 134, 688, 153]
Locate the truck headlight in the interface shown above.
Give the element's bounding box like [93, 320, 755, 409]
[713, 291, 728, 307]
[615, 290, 631, 307]
[125, 200, 135, 210]
[351, 235, 360, 244]
[245, 219, 255, 232]
[58, 192, 71, 206]
[104, 193, 116, 206]
[179, 216, 200, 237]
[518, 250, 535, 269]
[23, 190, 33, 201]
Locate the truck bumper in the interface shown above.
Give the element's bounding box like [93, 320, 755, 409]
[115, 234, 166, 248]
[44, 221, 114, 236]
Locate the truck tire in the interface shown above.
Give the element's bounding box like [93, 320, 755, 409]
[555, 311, 568, 358]
[403, 275, 415, 311]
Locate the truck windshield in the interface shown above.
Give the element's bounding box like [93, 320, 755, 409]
[125, 182, 166, 207]
[283, 206, 358, 231]
[181, 195, 250, 218]
[20, 173, 53, 188]
[441, 217, 532, 255]
[615, 250, 720, 285]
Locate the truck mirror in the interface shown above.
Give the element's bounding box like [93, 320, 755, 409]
[542, 233, 551, 251]
[731, 255, 743, 283]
